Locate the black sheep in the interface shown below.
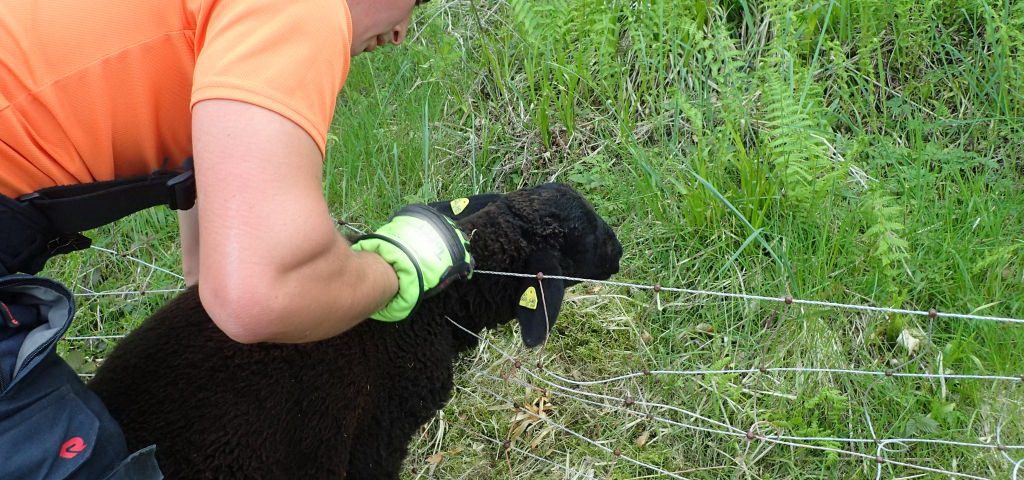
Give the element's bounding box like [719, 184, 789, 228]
[88, 183, 623, 479]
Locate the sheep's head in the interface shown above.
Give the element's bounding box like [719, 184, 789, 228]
[430, 183, 622, 347]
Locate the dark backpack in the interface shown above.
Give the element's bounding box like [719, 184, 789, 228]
[0, 275, 162, 479]
[0, 166, 194, 479]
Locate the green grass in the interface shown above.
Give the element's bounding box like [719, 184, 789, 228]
[50, 0, 1024, 477]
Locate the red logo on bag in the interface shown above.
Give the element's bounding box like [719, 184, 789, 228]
[59, 437, 87, 459]
[0, 302, 18, 326]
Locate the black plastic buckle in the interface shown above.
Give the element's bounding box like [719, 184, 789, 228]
[166, 169, 196, 211]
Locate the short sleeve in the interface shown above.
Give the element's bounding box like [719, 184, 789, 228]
[190, 0, 352, 156]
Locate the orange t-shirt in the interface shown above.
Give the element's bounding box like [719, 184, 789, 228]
[0, 0, 352, 197]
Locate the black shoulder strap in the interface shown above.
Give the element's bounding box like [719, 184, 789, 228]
[17, 166, 196, 235]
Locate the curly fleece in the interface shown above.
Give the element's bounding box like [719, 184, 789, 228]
[88, 183, 622, 479]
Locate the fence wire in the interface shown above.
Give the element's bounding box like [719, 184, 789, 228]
[475, 270, 1024, 325]
[68, 246, 1024, 478]
[76, 245, 1024, 325]
[446, 317, 1023, 480]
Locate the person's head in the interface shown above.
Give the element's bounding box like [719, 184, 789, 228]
[346, 0, 430, 56]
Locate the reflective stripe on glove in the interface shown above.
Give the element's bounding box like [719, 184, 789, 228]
[351, 204, 473, 321]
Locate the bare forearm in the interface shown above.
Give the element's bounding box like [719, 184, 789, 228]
[198, 215, 399, 344]
[178, 206, 200, 286]
[246, 236, 398, 343]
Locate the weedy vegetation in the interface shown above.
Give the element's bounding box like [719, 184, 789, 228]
[53, 0, 1023, 478]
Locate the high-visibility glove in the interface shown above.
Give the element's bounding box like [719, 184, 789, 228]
[351, 204, 473, 321]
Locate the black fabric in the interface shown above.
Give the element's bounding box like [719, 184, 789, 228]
[0, 275, 162, 479]
[0, 162, 194, 275]
[21, 167, 195, 235]
[103, 446, 163, 480]
[0, 194, 90, 275]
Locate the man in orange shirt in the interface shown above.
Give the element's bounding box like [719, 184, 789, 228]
[0, 0, 473, 477]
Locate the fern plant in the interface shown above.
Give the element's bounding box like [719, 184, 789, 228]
[861, 189, 911, 304]
[755, 0, 844, 221]
[507, 0, 570, 43]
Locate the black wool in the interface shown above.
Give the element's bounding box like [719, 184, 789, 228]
[89, 183, 622, 479]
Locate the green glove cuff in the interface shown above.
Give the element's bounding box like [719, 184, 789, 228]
[352, 205, 473, 322]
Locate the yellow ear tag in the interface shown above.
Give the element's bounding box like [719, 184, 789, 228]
[519, 287, 538, 309]
[450, 198, 470, 216]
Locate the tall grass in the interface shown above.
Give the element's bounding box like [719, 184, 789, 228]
[52, 0, 1023, 477]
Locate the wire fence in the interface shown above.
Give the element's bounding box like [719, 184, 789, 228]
[74, 288, 185, 298]
[75, 244, 1024, 326]
[66, 245, 1024, 478]
[446, 317, 1023, 480]
[475, 270, 1024, 325]
[543, 367, 1024, 385]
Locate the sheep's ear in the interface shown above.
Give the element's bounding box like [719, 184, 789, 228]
[515, 250, 566, 348]
[428, 193, 504, 221]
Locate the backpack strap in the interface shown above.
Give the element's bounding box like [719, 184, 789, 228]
[17, 165, 195, 235]
[0, 160, 195, 275]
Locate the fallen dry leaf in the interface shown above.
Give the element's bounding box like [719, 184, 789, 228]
[897, 328, 926, 355]
[426, 453, 444, 465]
[508, 393, 555, 448]
[635, 430, 652, 448]
[694, 323, 715, 334]
[530, 426, 555, 449]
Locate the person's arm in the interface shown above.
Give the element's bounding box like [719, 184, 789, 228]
[178, 205, 200, 287]
[192, 99, 399, 344]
